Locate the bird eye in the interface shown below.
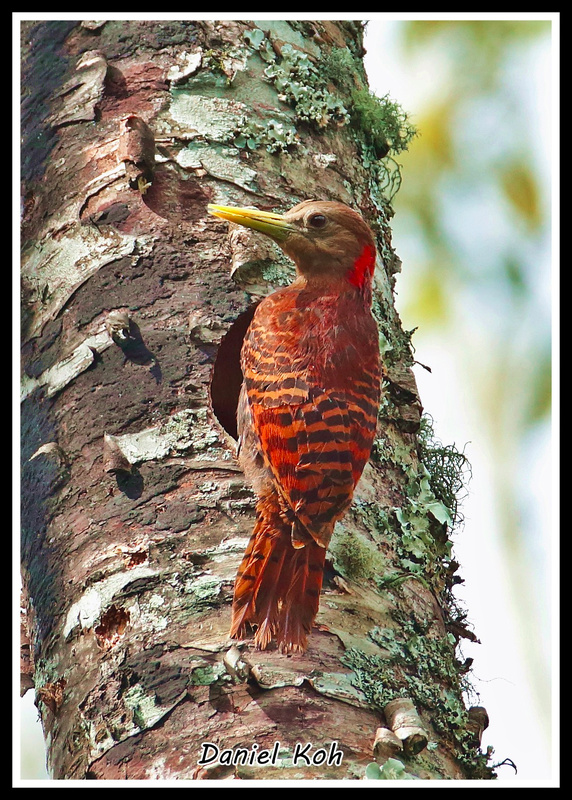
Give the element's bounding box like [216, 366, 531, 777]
[308, 213, 327, 229]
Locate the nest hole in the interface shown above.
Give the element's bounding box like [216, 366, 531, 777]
[209, 303, 259, 440]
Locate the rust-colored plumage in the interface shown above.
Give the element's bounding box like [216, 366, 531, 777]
[208, 200, 381, 652]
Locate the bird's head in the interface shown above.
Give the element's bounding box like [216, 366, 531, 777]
[208, 200, 377, 295]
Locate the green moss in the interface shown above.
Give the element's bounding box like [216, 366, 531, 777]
[329, 525, 387, 581]
[351, 88, 417, 158]
[122, 684, 169, 731]
[323, 48, 417, 159]
[370, 621, 459, 686]
[321, 46, 367, 94]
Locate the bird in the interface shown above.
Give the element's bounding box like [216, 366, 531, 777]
[208, 199, 381, 653]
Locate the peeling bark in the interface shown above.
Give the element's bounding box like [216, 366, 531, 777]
[20, 19, 494, 781]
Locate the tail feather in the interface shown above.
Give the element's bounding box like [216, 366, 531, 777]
[230, 496, 327, 653]
[276, 543, 326, 653]
[230, 499, 287, 641]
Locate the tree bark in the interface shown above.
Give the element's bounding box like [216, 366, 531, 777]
[20, 19, 495, 781]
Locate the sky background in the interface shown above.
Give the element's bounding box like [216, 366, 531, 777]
[17, 13, 558, 786]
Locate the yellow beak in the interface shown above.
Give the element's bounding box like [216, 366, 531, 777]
[207, 203, 294, 241]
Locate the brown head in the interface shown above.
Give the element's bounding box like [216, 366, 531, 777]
[208, 200, 377, 296]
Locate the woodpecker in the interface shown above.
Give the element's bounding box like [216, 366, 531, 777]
[208, 200, 381, 653]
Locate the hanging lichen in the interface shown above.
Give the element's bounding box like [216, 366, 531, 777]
[417, 415, 471, 530]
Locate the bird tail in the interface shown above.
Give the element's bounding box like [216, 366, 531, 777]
[230, 496, 327, 653]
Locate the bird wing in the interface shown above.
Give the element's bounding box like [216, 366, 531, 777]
[247, 389, 378, 549]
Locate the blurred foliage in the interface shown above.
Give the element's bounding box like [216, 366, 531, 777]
[380, 19, 553, 719]
[498, 157, 543, 230]
[391, 19, 552, 427]
[402, 20, 549, 71]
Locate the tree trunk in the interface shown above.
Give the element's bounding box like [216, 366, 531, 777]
[20, 19, 495, 781]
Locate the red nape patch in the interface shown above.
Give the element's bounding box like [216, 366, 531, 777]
[347, 244, 376, 289]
